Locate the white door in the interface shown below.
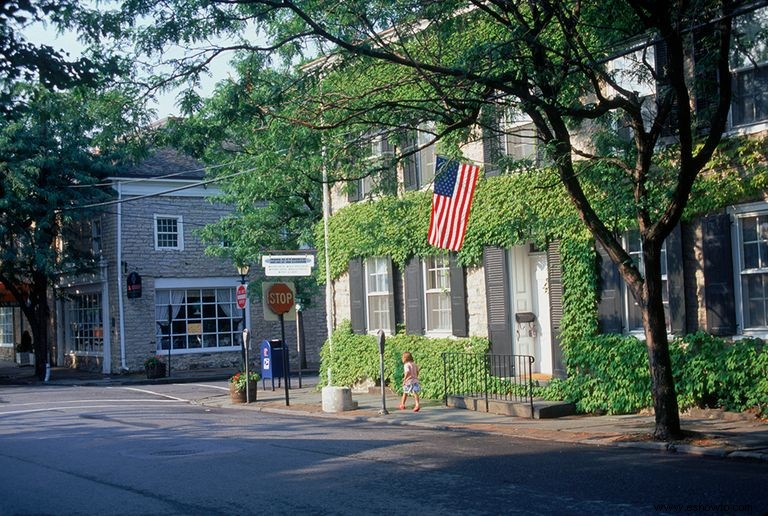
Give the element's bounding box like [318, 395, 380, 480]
[508, 246, 535, 358]
[531, 253, 553, 375]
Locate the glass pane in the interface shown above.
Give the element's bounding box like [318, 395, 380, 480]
[742, 217, 757, 243]
[367, 296, 391, 332]
[744, 242, 759, 269]
[426, 292, 451, 331]
[743, 274, 768, 328]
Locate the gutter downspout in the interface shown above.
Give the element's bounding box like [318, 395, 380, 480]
[116, 182, 127, 371]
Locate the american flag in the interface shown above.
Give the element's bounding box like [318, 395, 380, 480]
[427, 156, 480, 251]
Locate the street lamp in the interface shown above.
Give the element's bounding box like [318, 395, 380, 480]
[236, 263, 250, 283]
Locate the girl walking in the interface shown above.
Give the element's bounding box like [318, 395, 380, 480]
[399, 351, 421, 412]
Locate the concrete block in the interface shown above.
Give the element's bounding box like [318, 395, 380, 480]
[322, 386, 357, 412]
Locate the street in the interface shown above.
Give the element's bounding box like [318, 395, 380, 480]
[0, 382, 765, 515]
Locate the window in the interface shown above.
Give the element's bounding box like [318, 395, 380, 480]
[736, 213, 768, 329]
[154, 215, 183, 250]
[155, 288, 241, 351]
[365, 257, 394, 333]
[624, 230, 670, 332]
[403, 124, 437, 189]
[91, 219, 102, 256]
[67, 293, 103, 353]
[0, 308, 12, 347]
[424, 255, 452, 333]
[504, 121, 538, 162]
[731, 63, 768, 127]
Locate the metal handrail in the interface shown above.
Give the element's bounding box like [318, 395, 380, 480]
[442, 352, 535, 418]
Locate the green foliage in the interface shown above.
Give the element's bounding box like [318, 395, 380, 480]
[542, 332, 768, 416]
[319, 321, 489, 399]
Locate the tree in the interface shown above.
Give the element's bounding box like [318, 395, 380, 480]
[111, 0, 765, 439]
[0, 84, 150, 379]
[0, 0, 123, 113]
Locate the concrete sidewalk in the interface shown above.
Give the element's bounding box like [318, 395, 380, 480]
[1, 360, 766, 462]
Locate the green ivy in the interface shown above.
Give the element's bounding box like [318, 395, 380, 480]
[319, 321, 489, 399]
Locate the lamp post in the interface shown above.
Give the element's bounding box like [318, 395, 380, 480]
[236, 263, 250, 374]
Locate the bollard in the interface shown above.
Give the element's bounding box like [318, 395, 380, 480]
[377, 329, 388, 415]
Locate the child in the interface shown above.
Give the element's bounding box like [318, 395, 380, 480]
[399, 351, 421, 412]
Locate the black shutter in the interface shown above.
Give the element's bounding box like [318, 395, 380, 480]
[482, 104, 503, 177]
[655, 40, 679, 137]
[547, 240, 566, 378]
[404, 257, 424, 335]
[402, 131, 419, 191]
[449, 254, 468, 337]
[347, 180, 361, 203]
[386, 257, 397, 334]
[349, 258, 366, 334]
[484, 246, 512, 355]
[693, 26, 719, 135]
[702, 213, 736, 335]
[596, 242, 624, 334]
[666, 224, 686, 335]
[381, 139, 397, 196]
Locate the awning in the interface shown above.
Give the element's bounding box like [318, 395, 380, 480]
[0, 282, 26, 306]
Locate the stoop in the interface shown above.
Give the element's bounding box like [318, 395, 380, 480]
[447, 396, 576, 419]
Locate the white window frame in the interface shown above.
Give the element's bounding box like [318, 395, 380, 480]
[423, 255, 452, 335]
[730, 202, 768, 336]
[622, 230, 670, 334]
[0, 307, 13, 347]
[155, 283, 242, 354]
[364, 256, 394, 334]
[154, 214, 184, 251]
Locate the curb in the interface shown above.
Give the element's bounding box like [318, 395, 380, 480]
[199, 398, 768, 462]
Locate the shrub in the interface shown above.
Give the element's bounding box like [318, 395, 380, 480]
[319, 321, 489, 399]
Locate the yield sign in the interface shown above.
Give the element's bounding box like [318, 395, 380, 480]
[236, 284, 247, 309]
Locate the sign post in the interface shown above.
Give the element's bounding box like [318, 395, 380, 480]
[267, 283, 294, 406]
[236, 283, 248, 370]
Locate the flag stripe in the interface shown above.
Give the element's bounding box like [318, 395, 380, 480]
[427, 156, 480, 252]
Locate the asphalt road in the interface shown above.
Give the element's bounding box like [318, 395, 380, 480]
[0, 382, 765, 515]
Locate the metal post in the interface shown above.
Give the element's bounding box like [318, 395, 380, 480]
[243, 328, 251, 403]
[296, 305, 303, 389]
[376, 330, 388, 415]
[167, 304, 172, 377]
[279, 313, 290, 406]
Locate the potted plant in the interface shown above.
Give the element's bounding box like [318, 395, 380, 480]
[229, 371, 260, 403]
[144, 355, 166, 379]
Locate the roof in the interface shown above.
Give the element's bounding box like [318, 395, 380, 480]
[117, 147, 206, 181]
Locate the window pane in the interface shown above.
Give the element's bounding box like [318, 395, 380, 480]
[155, 287, 238, 352]
[0, 308, 13, 346]
[426, 292, 451, 331]
[367, 296, 390, 332]
[742, 273, 768, 328]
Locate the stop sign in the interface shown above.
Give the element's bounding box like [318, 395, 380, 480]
[236, 284, 248, 309]
[267, 283, 294, 315]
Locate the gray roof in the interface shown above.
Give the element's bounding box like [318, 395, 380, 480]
[118, 148, 206, 180]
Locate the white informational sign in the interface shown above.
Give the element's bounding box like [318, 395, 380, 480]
[262, 254, 315, 277]
[262, 281, 297, 321]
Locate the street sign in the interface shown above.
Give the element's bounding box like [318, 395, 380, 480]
[236, 284, 248, 309]
[262, 282, 296, 321]
[267, 283, 294, 315]
[262, 254, 315, 277]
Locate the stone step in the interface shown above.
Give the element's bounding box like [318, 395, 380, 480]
[447, 395, 576, 419]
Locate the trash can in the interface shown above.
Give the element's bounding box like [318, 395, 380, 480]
[260, 339, 284, 391]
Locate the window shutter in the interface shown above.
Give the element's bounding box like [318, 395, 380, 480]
[482, 105, 503, 177]
[347, 180, 361, 203]
[484, 246, 512, 355]
[381, 140, 397, 196]
[547, 240, 566, 378]
[404, 257, 424, 335]
[402, 132, 419, 191]
[449, 254, 468, 337]
[702, 213, 736, 335]
[666, 224, 687, 335]
[348, 258, 366, 334]
[596, 242, 624, 333]
[654, 40, 679, 137]
[693, 26, 719, 134]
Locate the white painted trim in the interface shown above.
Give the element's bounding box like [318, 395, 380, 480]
[111, 178, 221, 198]
[727, 202, 768, 334]
[154, 277, 241, 289]
[153, 214, 184, 251]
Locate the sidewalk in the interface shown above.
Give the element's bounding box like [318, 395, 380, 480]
[1, 360, 766, 462]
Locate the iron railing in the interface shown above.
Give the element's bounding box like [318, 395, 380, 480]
[442, 352, 535, 418]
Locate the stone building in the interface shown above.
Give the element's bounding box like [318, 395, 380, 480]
[54, 148, 326, 374]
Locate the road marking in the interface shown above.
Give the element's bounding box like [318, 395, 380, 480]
[120, 387, 188, 401]
[189, 383, 229, 391]
[0, 401, 184, 416]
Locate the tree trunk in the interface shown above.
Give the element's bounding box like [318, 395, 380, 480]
[26, 273, 50, 381]
[642, 247, 682, 440]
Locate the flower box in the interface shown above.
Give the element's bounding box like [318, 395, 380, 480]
[145, 362, 166, 379]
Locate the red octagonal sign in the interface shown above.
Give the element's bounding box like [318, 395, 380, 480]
[236, 284, 248, 310]
[267, 283, 294, 315]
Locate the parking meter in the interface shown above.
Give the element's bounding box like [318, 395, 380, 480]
[377, 330, 388, 415]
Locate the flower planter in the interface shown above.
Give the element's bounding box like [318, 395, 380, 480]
[145, 362, 166, 379]
[229, 380, 257, 403]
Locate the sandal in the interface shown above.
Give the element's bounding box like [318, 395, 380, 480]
[398, 404, 406, 410]
[413, 406, 420, 412]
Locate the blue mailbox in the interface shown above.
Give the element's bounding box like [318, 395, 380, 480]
[260, 339, 284, 391]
